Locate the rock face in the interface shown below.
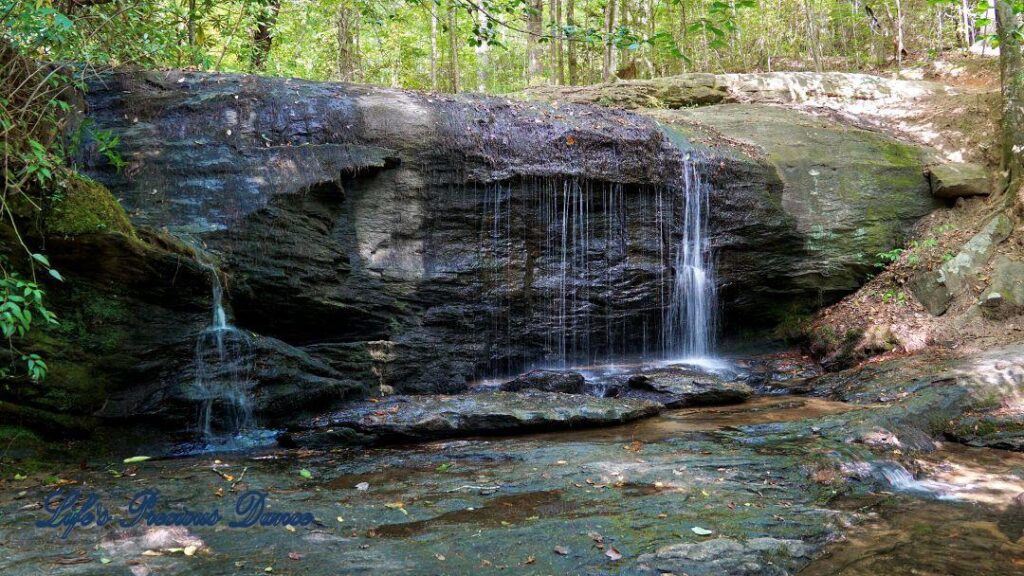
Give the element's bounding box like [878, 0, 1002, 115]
[926, 163, 991, 198]
[72, 70, 939, 425]
[656, 104, 938, 320]
[499, 370, 586, 394]
[286, 391, 661, 445]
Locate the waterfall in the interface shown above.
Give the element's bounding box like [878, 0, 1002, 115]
[666, 156, 717, 360]
[193, 265, 255, 441]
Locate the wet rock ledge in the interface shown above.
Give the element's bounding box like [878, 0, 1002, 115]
[283, 391, 662, 447]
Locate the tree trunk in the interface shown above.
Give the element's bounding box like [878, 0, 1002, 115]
[804, 0, 822, 72]
[553, 0, 564, 85]
[996, 0, 1024, 191]
[250, 0, 281, 71]
[566, 0, 577, 84]
[187, 0, 196, 48]
[476, 5, 489, 92]
[894, 0, 905, 68]
[448, 0, 460, 93]
[527, 0, 544, 85]
[336, 2, 359, 82]
[430, 2, 439, 90]
[602, 0, 616, 81]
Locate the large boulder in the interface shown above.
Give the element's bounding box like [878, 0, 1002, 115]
[72, 70, 939, 420]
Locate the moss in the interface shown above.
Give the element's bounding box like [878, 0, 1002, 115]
[46, 174, 135, 237]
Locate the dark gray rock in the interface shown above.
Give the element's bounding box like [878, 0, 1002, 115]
[499, 369, 586, 393]
[286, 391, 661, 445]
[927, 162, 990, 198]
[74, 70, 939, 417]
[627, 369, 752, 407]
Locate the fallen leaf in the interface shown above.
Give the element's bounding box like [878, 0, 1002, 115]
[605, 547, 622, 561]
[691, 526, 713, 536]
[554, 545, 569, 556]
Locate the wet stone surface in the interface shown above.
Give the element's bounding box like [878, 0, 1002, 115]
[284, 391, 662, 447]
[6, 347, 1024, 575]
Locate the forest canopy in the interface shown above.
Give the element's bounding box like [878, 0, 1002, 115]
[1, 0, 1017, 95]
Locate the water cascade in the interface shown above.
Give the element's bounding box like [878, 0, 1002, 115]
[665, 156, 717, 362]
[479, 154, 720, 375]
[193, 265, 256, 442]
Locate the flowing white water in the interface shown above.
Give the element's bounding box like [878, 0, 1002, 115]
[193, 266, 255, 442]
[666, 156, 717, 361]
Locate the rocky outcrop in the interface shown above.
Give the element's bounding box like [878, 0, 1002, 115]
[522, 72, 953, 112]
[285, 391, 661, 445]
[908, 212, 1012, 315]
[69, 70, 940, 426]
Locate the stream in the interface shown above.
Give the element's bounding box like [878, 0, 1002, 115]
[3, 394, 1023, 575]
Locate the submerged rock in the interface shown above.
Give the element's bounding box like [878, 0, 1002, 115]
[627, 369, 752, 408]
[499, 369, 586, 394]
[287, 391, 661, 446]
[638, 537, 816, 576]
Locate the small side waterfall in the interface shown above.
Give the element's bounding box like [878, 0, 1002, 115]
[193, 266, 255, 441]
[666, 156, 717, 360]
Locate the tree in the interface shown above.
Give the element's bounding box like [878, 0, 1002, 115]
[527, 0, 544, 84]
[996, 0, 1024, 193]
[250, 0, 282, 71]
[448, 0, 460, 92]
[336, 1, 360, 82]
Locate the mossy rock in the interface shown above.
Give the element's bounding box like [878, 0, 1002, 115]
[46, 174, 134, 237]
